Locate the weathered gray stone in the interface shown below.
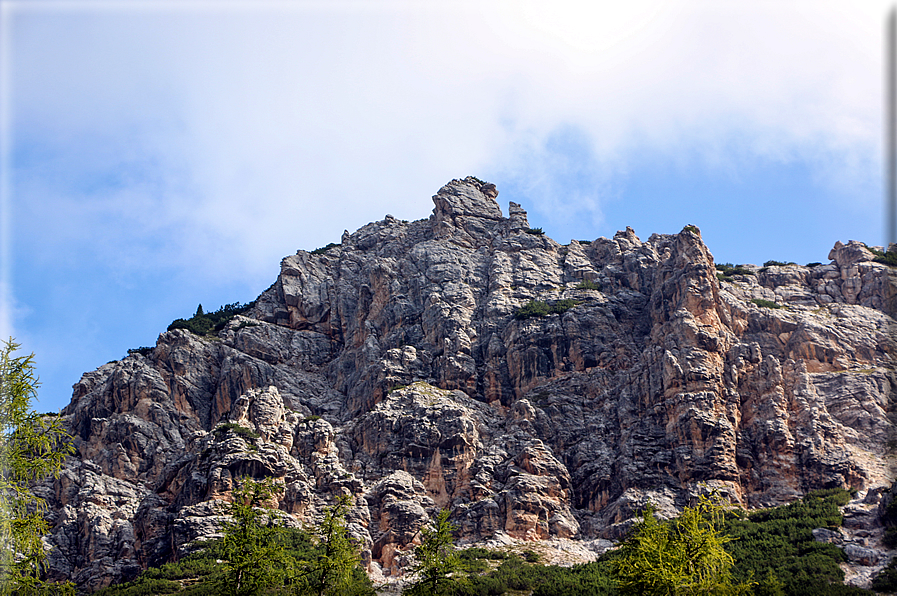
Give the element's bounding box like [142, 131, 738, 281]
[38, 177, 896, 591]
[844, 544, 880, 566]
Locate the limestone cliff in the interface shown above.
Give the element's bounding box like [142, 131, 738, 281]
[40, 177, 896, 590]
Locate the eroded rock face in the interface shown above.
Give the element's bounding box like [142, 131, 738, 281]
[41, 177, 896, 590]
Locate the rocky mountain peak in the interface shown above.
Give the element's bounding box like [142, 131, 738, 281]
[431, 176, 515, 246]
[38, 178, 896, 591]
[829, 239, 875, 268]
[434, 176, 503, 219]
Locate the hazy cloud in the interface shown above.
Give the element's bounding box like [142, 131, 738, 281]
[3, 0, 890, 408]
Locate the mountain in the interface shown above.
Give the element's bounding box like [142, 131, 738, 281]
[38, 177, 896, 591]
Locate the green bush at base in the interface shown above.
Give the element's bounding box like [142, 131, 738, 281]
[94, 488, 869, 596]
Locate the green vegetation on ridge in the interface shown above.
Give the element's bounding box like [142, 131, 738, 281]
[92, 487, 872, 596]
[167, 302, 255, 336]
[716, 263, 755, 283]
[576, 279, 601, 291]
[95, 480, 373, 596]
[865, 244, 897, 267]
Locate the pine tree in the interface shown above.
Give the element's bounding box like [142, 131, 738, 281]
[405, 509, 461, 596]
[218, 476, 292, 596]
[612, 494, 753, 596]
[0, 339, 74, 595]
[304, 495, 365, 596]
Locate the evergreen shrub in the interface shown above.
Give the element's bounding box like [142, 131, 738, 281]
[167, 302, 255, 336]
[311, 242, 340, 255]
[865, 244, 897, 267]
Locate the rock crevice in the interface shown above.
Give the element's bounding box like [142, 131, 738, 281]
[42, 178, 896, 590]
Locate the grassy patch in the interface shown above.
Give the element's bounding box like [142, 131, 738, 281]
[751, 298, 783, 309]
[576, 279, 601, 291]
[213, 422, 260, 441]
[515, 299, 579, 320]
[525, 227, 545, 235]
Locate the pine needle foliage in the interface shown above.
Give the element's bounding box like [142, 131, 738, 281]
[94, 491, 373, 596]
[724, 488, 870, 595]
[405, 509, 462, 596]
[301, 495, 368, 596]
[612, 494, 752, 596]
[0, 339, 75, 596]
[217, 477, 293, 596]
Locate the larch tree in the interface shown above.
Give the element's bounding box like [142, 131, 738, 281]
[0, 339, 74, 596]
[404, 508, 462, 596]
[304, 495, 367, 596]
[218, 476, 293, 596]
[612, 494, 753, 596]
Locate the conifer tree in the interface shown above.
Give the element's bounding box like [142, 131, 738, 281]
[0, 339, 74, 595]
[218, 476, 292, 596]
[405, 509, 461, 596]
[304, 495, 366, 596]
[612, 494, 753, 596]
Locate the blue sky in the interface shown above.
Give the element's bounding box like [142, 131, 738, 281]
[0, 0, 889, 412]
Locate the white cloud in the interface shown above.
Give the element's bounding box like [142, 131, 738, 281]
[4, 0, 894, 411]
[7, 0, 890, 285]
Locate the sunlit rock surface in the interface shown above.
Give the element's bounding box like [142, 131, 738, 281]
[40, 177, 896, 590]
